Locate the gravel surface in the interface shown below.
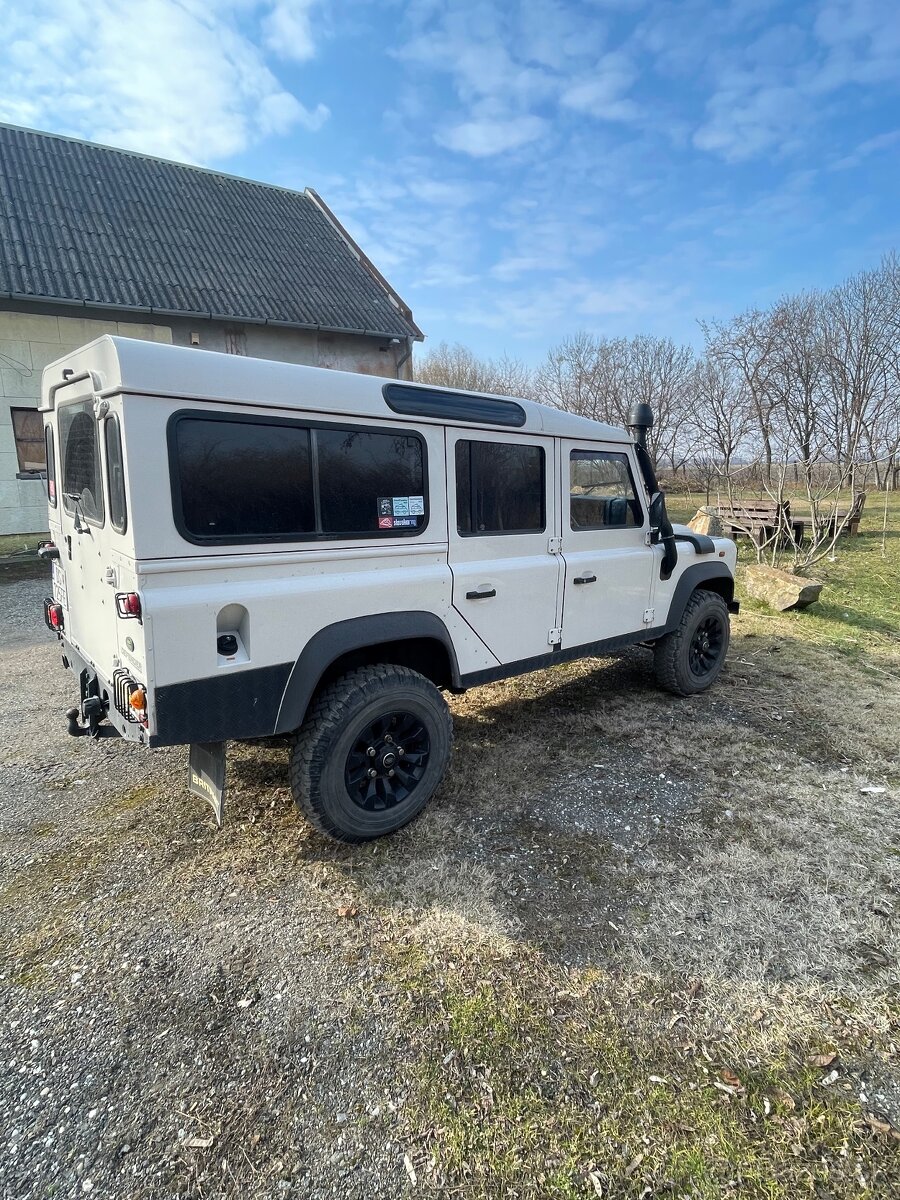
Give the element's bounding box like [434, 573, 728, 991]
[1, 575, 713, 1198]
[0, 574, 415, 1200]
[12, 569, 883, 1197]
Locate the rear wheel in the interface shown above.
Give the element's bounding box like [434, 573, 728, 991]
[653, 589, 730, 696]
[289, 664, 453, 842]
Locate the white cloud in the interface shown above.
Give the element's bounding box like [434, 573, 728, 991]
[829, 128, 900, 171]
[262, 0, 319, 63]
[560, 52, 640, 121]
[0, 0, 328, 163]
[438, 115, 547, 157]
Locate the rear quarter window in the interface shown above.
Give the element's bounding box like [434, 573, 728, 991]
[169, 413, 428, 544]
[173, 417, 315, 541]
[105, 416, 128, 533]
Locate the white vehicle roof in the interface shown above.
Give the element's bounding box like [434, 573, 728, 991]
[42, 335, 632, 443]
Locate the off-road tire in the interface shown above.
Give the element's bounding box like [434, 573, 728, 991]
[289, 664, 453, 842]
[653, 589, 730, 697]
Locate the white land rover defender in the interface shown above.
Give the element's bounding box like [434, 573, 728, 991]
[39, 337, 737, 841]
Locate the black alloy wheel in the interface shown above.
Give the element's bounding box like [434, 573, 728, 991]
[344, 711, 431, 811]
[289, 664, 453, 842]
[688, 614, 726, 679]
[653, 588, 731, 696]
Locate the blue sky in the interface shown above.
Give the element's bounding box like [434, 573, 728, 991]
[1, 0, 899, 359]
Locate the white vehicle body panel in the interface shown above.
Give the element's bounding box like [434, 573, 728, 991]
[39, 336, 736, 749]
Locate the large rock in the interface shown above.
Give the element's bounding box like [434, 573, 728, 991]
[743, 564, 824, 611]
[688, 506, 725, 537]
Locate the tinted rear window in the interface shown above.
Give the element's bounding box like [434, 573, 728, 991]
[170, 415, 427, 543]
[455, 440, 545, 535]
[174, 418, 315, 540]
[60, 400, 104, 524]
[317, 429, 425, 535]
[45, 425, 57, 507]
[105, 416, 128, 534]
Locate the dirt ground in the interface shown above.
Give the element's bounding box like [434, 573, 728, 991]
[1, 560, 898, 1199]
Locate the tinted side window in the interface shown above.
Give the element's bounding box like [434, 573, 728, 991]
[570, 450, 642, 530]
[317, 429, 426, 534]
[455, 440, 545, 535]
[60, 400, 104, 524]
[105, 416, 127, 533]
[175, 418, 314, 540]
[45, 425, 57, 507]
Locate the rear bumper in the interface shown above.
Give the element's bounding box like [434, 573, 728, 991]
[59, 640, 145, 743]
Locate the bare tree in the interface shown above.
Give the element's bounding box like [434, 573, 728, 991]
[415, 342, 535, 398]
[534, 332, 696, 473]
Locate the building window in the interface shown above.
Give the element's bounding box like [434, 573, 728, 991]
[169, 414, 427, 544]
[570, 450, 642, 530]
[455, 440, 545, 535]
[11, 407, 46, 475]
[224, 327, 247, 355]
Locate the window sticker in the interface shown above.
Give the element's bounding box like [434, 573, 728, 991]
[378, 497, 393, 517]
[378, 515, 394, 529]
[392, 496, 410, 517]
[408, 495, 425, 516]
[392, 517, 417, 528]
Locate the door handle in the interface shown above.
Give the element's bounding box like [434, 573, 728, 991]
[573, 574, 597, 585]
[466, 588, 496, 600]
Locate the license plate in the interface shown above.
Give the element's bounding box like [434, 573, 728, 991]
[51, 561, 67, 608]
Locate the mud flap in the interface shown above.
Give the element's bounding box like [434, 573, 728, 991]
[189, 741, 226, 826]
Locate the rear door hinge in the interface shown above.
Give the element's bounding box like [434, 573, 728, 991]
[548, 627, 562, 646]
[643, 608, 655, 625]
[547, 536, 562, 554]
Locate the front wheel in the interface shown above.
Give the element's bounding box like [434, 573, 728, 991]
[289, 664, 453, 842]
[653, 589, 730, 696]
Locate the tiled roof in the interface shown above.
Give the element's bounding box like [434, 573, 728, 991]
[0, 124, 421, 340]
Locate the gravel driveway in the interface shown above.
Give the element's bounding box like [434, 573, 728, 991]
[0, 572, 416, 1200]
[0, 573, 709, 1200]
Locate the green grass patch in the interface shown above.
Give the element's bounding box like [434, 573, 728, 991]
[0, 531, 49, 557]
[390, 946, 899, 1198]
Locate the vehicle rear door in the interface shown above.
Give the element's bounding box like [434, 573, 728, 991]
[53, 395, 123, 670]
[446, 429, 563, 665]
[559, 441, 655, 650]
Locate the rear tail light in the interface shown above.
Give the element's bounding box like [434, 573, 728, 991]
[113, 669, 147, 725]
[43, 597, 64, 632]
[115, 592, 142, 620]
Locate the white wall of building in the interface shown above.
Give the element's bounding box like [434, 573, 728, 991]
[0, 311, 172, 536]
[1, 305, 415, 536]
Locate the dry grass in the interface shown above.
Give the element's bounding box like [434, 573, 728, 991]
[355, 502, 900, 1196]
[4, 505, 898, 1197]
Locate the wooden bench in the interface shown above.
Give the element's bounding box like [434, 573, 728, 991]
[817, 492, 866, 539]
[714, 499, 805, 546]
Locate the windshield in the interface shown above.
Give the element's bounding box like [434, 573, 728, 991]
[60, 399, 104, 524]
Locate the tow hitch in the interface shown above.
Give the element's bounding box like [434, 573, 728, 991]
[66, 669, 117, 738]
[66, 697, 115, 738]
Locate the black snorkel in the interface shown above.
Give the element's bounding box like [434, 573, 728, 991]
[627, 403, 677, 581]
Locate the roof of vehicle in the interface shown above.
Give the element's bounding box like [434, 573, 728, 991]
[0, 123, 421, 341]
[42, 336, 632, 443]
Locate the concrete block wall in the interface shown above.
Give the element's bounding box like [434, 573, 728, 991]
[0, 311, 172, 536]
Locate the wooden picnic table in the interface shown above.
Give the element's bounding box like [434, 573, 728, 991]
[713, 499, 805, 546]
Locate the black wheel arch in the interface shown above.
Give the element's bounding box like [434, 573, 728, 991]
[662, 563, 736, 635]
[274, 611, 462, 735]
